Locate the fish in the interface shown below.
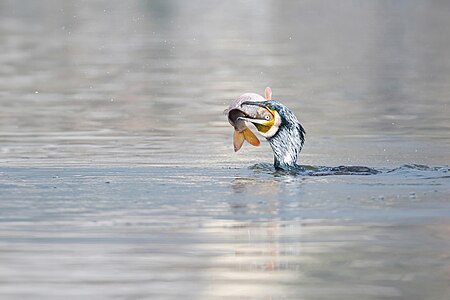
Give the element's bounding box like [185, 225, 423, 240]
[224, 87, 274, 152]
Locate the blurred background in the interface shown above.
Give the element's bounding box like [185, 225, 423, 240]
[1, 0, 449, 167]
[1, 1, 450, 300]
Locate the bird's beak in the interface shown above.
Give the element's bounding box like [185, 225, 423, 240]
[241, 101, 268, 108]
[238, 100, 273, 124]
[237, 116, 267, 124]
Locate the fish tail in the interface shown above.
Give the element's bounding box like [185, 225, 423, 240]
[243, 128, 260, 147]
[233, 130, 245, 152]
[234, 128, 261, 152]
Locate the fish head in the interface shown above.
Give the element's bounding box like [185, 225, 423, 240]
[238, 100, 282, 138]
[225, 93, 268, 151]
[225, 92, 267, 131]
[226, 108, 247, 132]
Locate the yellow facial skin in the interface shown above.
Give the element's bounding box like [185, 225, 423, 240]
[254, 109, 281, 138]
[254, 117, 275, 133]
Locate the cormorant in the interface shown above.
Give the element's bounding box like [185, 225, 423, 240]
[228, 88, 377, 175]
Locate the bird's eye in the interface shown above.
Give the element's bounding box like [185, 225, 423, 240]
[265, 115, 270, 120]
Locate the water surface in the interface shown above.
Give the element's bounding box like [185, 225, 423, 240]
[1, 1, 450, 299]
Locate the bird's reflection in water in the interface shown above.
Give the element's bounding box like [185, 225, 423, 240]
[231, 176, 282, 194]
[230, 176, 282, 216]
[229, 175, 291, 274]
[198, 219, 304, 298]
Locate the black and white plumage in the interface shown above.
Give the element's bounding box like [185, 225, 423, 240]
[265, 101, 305, 170]
[240, 100, 305, 170]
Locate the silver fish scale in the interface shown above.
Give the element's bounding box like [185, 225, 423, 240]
[225, 93, 272, 131]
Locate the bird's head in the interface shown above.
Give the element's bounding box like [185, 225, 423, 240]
[239, 100, 305, 170]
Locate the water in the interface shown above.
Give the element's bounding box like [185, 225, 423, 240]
[1, 1, 450, 299]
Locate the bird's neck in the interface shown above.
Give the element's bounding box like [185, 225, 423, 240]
[268, 121, 305, 170]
